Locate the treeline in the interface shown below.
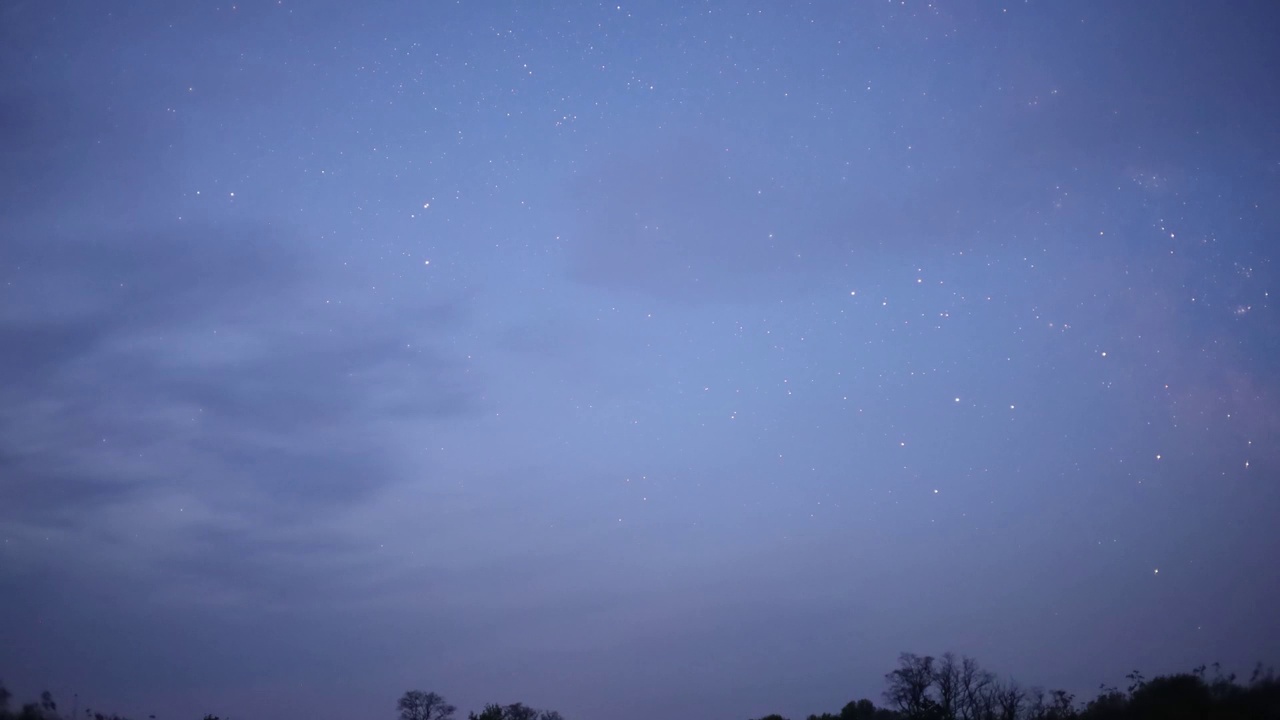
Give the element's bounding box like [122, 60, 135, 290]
[0, 687, 132, 720]
[4, 651, 1278, 720]
[753, 652, 1280, 720]
[396, 690, 564, 720]
[0, 686, 564, 720]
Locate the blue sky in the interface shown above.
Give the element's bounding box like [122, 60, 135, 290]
[1, 2, 1278, 720]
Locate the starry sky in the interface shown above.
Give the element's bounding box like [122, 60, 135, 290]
[1, 2, 1278, 719]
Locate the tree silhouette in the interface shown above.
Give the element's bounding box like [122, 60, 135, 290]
[398, 691, 456, 720]
[467, 705, 503, 720]
[840, 698, 897, 720]
[467, 702, 562, 720]
[1024, 687, 1077, 720]
[885, 653, 940, 720]
[1080, 685, 1126, 720]
[1126, 674, 1212, 720]
[956, 655, 993, 720]
[5, 649, 1280, 720]
[497, 704, 538, 720]
[989, 678, 1026, 720]
[934, 653, 961, 720]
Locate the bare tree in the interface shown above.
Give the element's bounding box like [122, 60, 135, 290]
[957, 656, 994, 720]
[398, 691, 456, 720]
[934, 653, 961, 720]
[1026, 688, 1046, 720]
[885, 653, 939, 719]
[1047, 690, 1075, 719]
[1024, 687, 1075, 720]
[987, 678, 1025, 720]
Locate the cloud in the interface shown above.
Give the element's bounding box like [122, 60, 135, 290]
[0, 218, 478, 591]
[0, 89, 482, 623]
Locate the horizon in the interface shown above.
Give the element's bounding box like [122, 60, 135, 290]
[2, 653, 1276, 720]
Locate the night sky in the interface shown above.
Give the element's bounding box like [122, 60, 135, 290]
[2, 2, 1278, 720]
